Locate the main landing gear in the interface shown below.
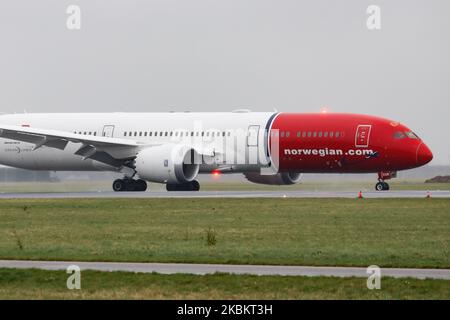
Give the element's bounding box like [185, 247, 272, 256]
[113, 178, 147, 192]
[166, 180, 200, 191]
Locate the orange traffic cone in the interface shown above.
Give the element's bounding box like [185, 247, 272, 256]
[358, 191, 364, 199]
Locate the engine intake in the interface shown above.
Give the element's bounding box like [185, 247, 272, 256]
[135, 145, 200, 184]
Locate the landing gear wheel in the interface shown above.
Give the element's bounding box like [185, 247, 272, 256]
[166, 183, 176, 192]
[375, 182, 384, 191]
[166, 180, 200, 192]
[113, 179, 126, 192]
[113, 179, 148, 192]
[136, 179, 147, 192]
[375, 181, 390, 191]
[191, 180, 200, 191]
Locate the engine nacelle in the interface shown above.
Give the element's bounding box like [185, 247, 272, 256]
[244, 172, 302, 185]
[135, 145, 200, 184]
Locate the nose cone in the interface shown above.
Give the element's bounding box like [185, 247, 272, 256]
[417, 143, 433, 166]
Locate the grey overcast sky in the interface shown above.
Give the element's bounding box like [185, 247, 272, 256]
[0, 0, 449, 164]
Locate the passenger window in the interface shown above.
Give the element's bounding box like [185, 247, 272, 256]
[124, 132, 127, 137]
[144, 132, 148, 137]
[330, 132, 334, 138]
[324, 132, 328, 138]
[165, 132, 168, 136]
[335, 132, 340, 138]
[94, 132, 97, 136]
[149, 132, 152, 137]
[307, 132, 311, 137]
[286, 132, 290, 138]
[222, 132, 226, 137]
[318, 132, 322, 138]
[302, 132, 307, 138]
[313, 132, 317, 138]
[139, 132, 142, 137]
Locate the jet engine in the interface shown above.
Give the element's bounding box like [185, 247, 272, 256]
[135, 145, 200, 184]
[243, 172, 302, 185]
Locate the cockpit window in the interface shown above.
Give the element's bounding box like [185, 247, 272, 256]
[405, 131, 419, 139]
[393, 131, 406, 139]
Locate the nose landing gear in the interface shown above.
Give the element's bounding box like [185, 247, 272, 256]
[375, 171, 396, 191]
[375, 181, 390, 191]
[113, 178, 147, 192]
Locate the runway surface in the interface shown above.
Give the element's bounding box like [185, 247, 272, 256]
[0, 190, 449, 199]
[1, 260, 449, 279]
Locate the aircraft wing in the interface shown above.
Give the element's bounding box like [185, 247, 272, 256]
[0, 124, 219, 168]
[0, 124, 142, 167]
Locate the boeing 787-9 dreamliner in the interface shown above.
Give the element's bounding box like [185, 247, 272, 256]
[0, 111, 433, 192]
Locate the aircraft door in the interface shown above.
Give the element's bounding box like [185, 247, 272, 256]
[102, 125, 115, 137]
[355, 125, 371, 148]
[247, 125, 259, 147]
[247, 125, 260, 165]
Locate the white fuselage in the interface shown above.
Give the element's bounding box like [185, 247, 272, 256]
[0, 112, 274, 172]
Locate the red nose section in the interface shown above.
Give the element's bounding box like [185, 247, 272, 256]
[417, 143, 433, 166]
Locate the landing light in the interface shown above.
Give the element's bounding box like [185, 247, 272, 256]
[320, 107, 330, 114]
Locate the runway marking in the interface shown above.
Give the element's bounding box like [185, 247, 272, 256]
[0, 190, 449, 199]
[0, 260, 449, 279]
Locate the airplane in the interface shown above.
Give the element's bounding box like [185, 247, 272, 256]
[0, 111, 433, 192]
